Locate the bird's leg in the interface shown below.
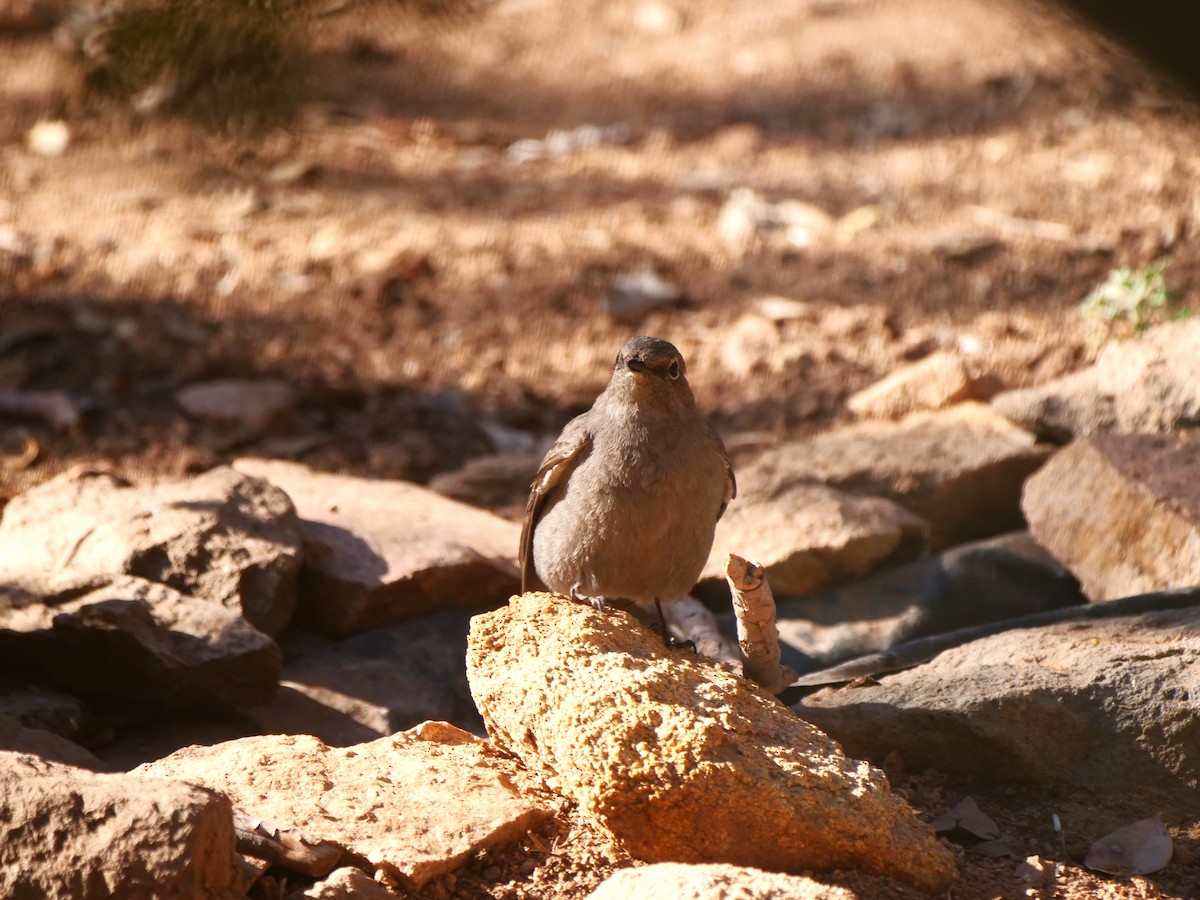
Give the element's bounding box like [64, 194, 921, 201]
[654, 598, 697, 652]
[569, 584, 608, 610]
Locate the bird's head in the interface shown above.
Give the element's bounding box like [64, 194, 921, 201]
[610, 336, 694, 408]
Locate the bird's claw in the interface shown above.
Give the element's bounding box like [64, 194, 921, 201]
[569, 585, 607, 610]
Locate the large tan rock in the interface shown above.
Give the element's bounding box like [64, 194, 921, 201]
[0, 467, 301, 634]
[736, 402, 1049, 548]
[797, 606, 1200, 798]
[588, 863, 857, 900]
[702, 482, 927, 596]
[135, 722, 553, 890]
[234, 458, 520, 636]
[992, 319, 1200, 439]
[0, 751, 240, 899]
[1022, 433, 1200, 601]
[466, 594, 957, 892]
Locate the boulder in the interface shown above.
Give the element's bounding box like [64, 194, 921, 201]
[588, 863, 856, 900]
[991, 318, 1200, 439]
[466, 594, 957, 892]
[0, 751, 240, 899]
[234, 458, 520, 636]
[797, 606, 1200, 799]
[701, 483, 927, 597]
[0, 572, 281, 710]
[135, 722, 553, 890]
[0, 467, 302, 634]
[1022, 433, 1200, 600]
[736, 403, 1049, 548]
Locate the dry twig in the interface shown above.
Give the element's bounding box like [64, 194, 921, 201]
[725, 554, 798, 694]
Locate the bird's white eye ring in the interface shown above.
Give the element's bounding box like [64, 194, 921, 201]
[668, 360, 681, 379]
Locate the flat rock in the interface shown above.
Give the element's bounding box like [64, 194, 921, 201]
[0, 713, 108, 771]
[175, 377, 297, 428]
[234, 458, 520, 636]
[1022, 433, 1200, 601]
[737, 402, 1049, 548]
[0, 467, 302, 634]
[992, 318, 1200, 439]
[466, 594, 957, 892]
[701, 483, 928, 597]
[743, 531, 1083, 672]
[247, 609, 485, 744]
[588, 863, 857, 900]
[135, 723, 554, 890]
[847, 351, 989, 419]
[0, 572, 281, 710]
[796, 606, 1200, 798]
[0, 751, 240, 899]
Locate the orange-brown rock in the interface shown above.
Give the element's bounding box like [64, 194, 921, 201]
[466, 594, 957, 892]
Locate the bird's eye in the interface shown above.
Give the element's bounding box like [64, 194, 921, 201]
[668, 360, 681, 379]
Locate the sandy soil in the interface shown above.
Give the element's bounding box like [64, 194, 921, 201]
[2, 0, 1199, 896]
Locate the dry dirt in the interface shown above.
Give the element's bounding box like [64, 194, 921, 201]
[2, 0, 1200, 897]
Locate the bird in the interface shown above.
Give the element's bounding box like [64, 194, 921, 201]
[519, 336, 736, 633]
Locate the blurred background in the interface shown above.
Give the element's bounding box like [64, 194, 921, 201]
[1, 0, 1197, 512]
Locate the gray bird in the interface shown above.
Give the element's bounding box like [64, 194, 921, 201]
[519, 336, 736, 624]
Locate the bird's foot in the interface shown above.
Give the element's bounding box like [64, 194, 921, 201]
[654, 598, 697, 652]
[569, 585, 608, 611]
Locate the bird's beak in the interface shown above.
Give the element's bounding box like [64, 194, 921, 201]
[626, 356, 648, 374]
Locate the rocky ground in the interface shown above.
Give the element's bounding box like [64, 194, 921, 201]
[3, 0, 1200, 897]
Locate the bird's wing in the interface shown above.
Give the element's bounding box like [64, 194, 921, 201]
[519, 415, 593, 593]
[712, 422, 737, 519]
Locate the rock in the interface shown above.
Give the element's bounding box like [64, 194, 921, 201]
[0, 751, 240, 899]
[991, 319, 1200, 439]
[1022, 433, 1200, 600]
[700, 483, 928, 598]
[716, 189, 834, 253]
[175, 377, 297, 428]
[0, 713, 108, 771]
[588, 863, 856, 899]
[427, 450, 541, 515]
[135, 724, 554, 890]
[0, 467, 302, 634]
[0, 678, 93, 742]
[738, 402, 1050, 547]
[747, 532, 1084, 672]
[718, 312, 783, 379]
[234, 458, 520, 637]
[0, 0, 59, 34]
[247, 608, 486, 744]
[466, 594, 957, 892]
[796, 605, 1200, 798]
[25, 120, 70, 157]
[847, 351, 990, 419]
[303, 866, 396, 899]
[0, 572, 281, 710]
[632, 2, 684, 34]
[604, 266, 683, 323]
